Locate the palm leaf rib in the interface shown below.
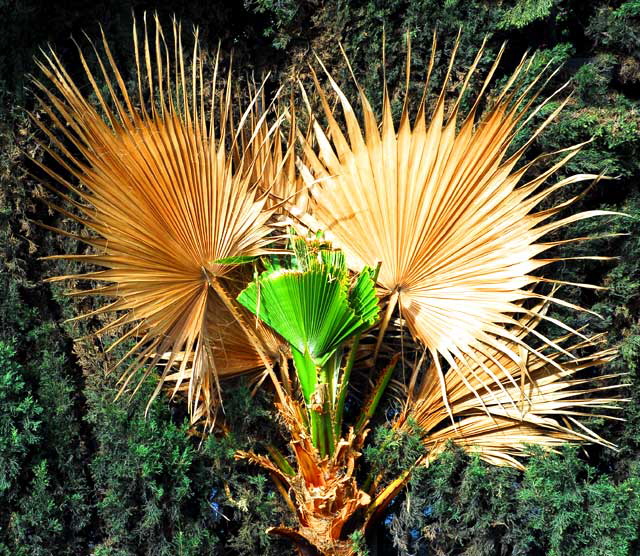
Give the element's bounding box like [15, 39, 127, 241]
[32, 15, 284, 426]
[297, 36, 621, 420]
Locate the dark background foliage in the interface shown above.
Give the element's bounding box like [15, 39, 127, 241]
[1, 0, 640, 554]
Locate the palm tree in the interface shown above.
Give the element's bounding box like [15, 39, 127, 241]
[33, 17, 625, 556]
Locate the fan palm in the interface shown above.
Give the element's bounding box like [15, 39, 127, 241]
[296, 36, 618, 419]
[31, 15, 286, 426]
[33, 19, 625, 556]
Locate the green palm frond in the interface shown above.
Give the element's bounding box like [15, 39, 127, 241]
[237, 238, 379, 403]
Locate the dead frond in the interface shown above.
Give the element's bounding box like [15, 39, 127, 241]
[298, 35, 620, 418]
[32, 15, 285, 426]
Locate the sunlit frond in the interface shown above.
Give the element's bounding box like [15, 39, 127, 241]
[297, 35, 619, 415]
[398, 307, 625, 469]
[32, 15, 284, 425]
[235, 85, 310, 215]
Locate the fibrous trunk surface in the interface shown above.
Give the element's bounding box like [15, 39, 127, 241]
[239, 399, 371, 556]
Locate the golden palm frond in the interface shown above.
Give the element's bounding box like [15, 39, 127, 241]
[160, 272, 287, 422]
[31, 15, 285, 425]
[297, 35, 620, 416]
[236, 87, 310, 215]
[397, 305, 625, 469]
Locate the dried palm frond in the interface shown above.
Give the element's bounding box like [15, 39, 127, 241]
[236, 87, 310, 215]
[297, 34, 620, 416]
[160, 270, 287, 423]
[31, 15, 285, 426]
[397, 306, 625, 469]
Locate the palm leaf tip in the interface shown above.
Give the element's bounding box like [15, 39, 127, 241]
[298, 34, 621, 402]
[33, 15, 284, 426]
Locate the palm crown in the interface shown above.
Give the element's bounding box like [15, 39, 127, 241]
[33, 16, 625, 556]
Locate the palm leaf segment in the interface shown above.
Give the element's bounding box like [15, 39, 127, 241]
[32, 16, 284, 425]
[236, 88, 310, 215]
[298, 36, 618, 415]
[238, 237, 379, 405]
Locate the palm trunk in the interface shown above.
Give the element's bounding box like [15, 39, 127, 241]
[238, 397, 372, 556]
[268, 524, 359, 556]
